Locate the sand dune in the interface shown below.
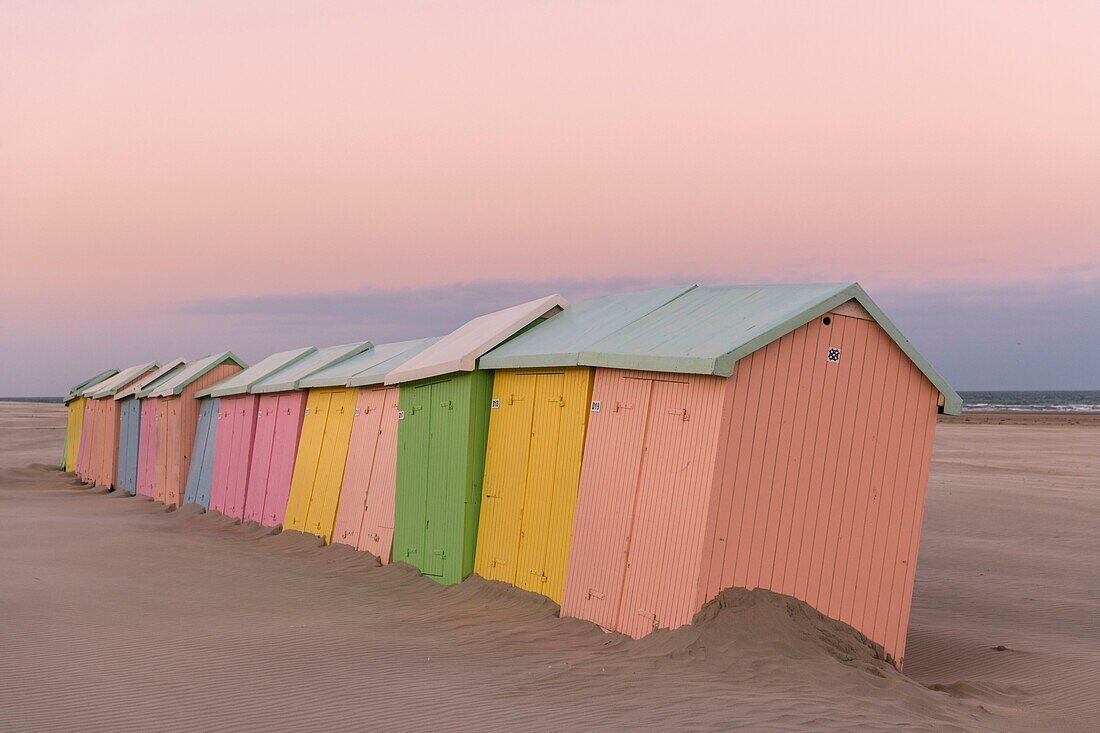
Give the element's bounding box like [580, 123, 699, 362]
[0, 402, 1097, 731]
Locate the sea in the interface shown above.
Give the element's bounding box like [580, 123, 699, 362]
[3, 392, 1100, 412]
[959, 391, 1100, 413]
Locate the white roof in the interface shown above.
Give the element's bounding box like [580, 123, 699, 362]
[116, 358, 189, 400]
[250, 342, 372, 394]
[84, 361, 160, 398]
[385, 294, 568, 385]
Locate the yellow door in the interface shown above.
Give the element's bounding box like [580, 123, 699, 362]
[65, 397, 87, 471]
[285, 388, 357, 541]
[475, 372, 537, 583]
[474, 367, 593, 602]
[285, 389, 332, 533]
[303, 388, 357, 541]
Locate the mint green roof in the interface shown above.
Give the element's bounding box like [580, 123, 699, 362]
[85, 361, 160, 398]
[300, 338, 440, 389]
[577, 282, 961, 415]
[144, 352, 248, 398]
[196, 347, 316, 398]
[65, 369, 118, 403]
[117, 358, 188, 400]
[480, 286, 695, 370]
[250, 341, 372, 394]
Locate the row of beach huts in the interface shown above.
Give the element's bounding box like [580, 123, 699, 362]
[61, 283, 960, 669]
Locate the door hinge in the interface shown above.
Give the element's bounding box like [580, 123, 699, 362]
[586, 588, 605, 600]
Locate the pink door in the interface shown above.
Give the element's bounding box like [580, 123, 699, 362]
[208, 401, 232, 513]
[137, 400, 158, 497]
[224, 395, 259, 519]
[561, 372, 651, 630]
[612, 377, 725, 638]
[243, 392, 306, 527]
[153, 398, 169, 503]
[332, 388, 383, 548]
[242, 394, 278, 523]
[332, 387, 401, 560]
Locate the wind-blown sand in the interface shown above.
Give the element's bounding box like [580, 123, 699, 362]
[0, 402, 1096, 731]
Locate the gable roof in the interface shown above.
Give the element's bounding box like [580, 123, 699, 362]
[300, 338, 440, 389]
[385, 294, 568, 385]
[577, 282, 961, 414]
[65, 369, 119, 403]
[116, 358, 189, 400]
[480, 286, 695, 370]
[250, 341, 372, 394]
[196, 347, 316, 398]
[84, 361, 160, 398]
[144, 352, 248, 398]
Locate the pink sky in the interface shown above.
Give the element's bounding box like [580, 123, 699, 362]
[1, 1, 1098, 394]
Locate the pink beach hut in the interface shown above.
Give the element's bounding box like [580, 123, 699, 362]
[133, 360, 192, 498]
[77, 361, 160, 488]
[191, 347, 317, 517]
[559, 283, 961, 669]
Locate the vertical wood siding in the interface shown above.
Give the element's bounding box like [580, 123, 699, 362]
[156, 363, 242, 507]
[208, 395, 260, 518]
[136, 399, 159, 497]
[474, 367, 593, 603]
[331, 386, 403, 562]
[77, 398, 100, 480]
[116, 397, 142, 495]
[64, 398, 87, 472]
[224, 395, 260, 519]
[81, 369, 156, 488]
[696, 313, 939, 666]
[243, 392, 307, 527]
[393, 370, 494, 585]
[183, 398, 220, 508]
[561, 369, 726, 632]
[284, 387, 357, 541]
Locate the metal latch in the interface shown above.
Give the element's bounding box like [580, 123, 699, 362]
[667, 408, 689, 421]
[586, 588, 605, 600]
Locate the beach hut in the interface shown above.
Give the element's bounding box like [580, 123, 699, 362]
[143, 353, 246, 507]
[114, 359, 188, 495]
[474, 286, 693, 602]
[298, 337, 439, 556]
[133, 361, 191, 498]
[78, 361, 160, 488]
[256, 341, 377, 539]
[558, 283, 960, 669]
[63, 369, 117, 472]
[185, 347, 316, 513]
[385, 295, 568, 584]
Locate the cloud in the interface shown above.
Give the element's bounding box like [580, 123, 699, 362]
[182, 275, 713, 342]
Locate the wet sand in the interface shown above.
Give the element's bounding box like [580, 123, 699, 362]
[1, 401, 1097, 731]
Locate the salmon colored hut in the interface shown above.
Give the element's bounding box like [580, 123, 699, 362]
[115, 360, 187, 496]
[186, 347, 316, 512]
[63, 369, 117, 472]
[271, 341, 380, 539]
[143, 353, 246, 507]
[386, 295, 568, 585]
[134, 360, 191, 498]
[474, 286, 692, 603]
[299, 337, 439, 556]
[560, 283, 961, 669]
[78, 361, 160, 488]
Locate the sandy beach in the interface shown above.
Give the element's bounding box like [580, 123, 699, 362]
[0, 401, 1096, 732]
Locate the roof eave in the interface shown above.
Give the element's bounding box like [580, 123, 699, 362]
[577, 352, 718, 376]
[478, 352, 580, 370]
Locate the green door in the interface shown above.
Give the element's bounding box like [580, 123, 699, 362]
[395, 383, 430, 568]
[423, 378, 460, 577]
